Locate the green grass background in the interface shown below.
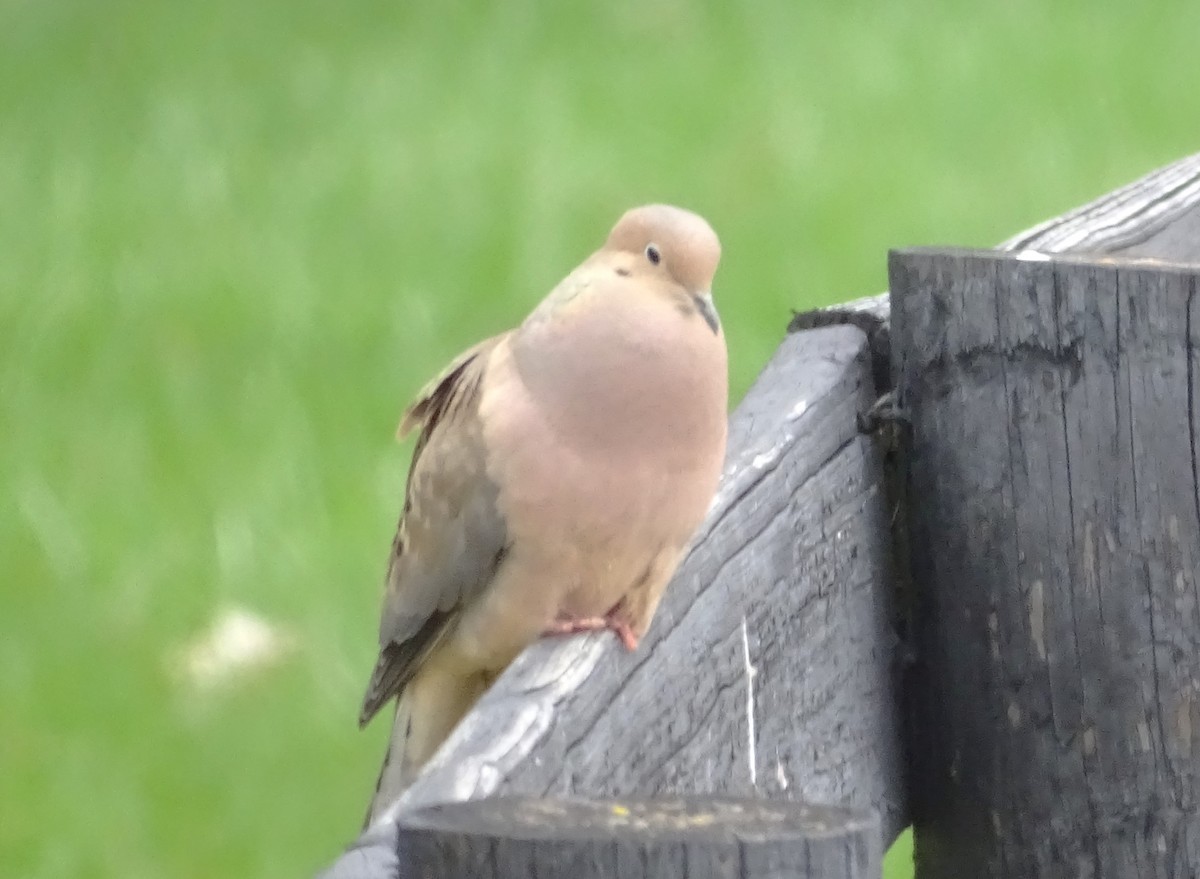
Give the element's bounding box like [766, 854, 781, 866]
[2, 0, 1197, 875]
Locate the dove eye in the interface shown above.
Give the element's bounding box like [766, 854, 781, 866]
[645, 244, 662, 265]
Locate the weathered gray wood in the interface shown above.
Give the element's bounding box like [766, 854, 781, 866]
[889, 247, 1200, 878]
[1000, 153, 1200, 258]
[385, 796, 879, 879]
[794, 150, 1200, 330]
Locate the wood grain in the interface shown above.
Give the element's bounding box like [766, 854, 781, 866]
[890, 248, 1200, 878]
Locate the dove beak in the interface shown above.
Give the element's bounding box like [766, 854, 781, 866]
[692, 292, 720, 335]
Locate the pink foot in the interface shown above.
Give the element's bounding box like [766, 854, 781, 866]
[544, 614, 640, 652]
[543, 616, 608, 636]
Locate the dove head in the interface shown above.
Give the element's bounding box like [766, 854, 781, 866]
[514, 203, 729, 454]
[604, 204, 722, 301]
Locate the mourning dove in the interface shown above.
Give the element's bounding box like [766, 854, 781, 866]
[358, 204, 728, 826]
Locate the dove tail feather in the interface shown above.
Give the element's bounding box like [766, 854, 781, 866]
[362, 659, 492, 829]
[358, 611, 455, 727]
[363, 689, 415, 829]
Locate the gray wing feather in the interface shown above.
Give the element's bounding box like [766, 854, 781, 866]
[358, 335, 510, 726]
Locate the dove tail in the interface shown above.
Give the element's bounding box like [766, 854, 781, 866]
[363, 689, 415, 829]
[362, 657, 493, 829]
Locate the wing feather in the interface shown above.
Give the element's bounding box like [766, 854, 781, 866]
[359, 333, 511, 726]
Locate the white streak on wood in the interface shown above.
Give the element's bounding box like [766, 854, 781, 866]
[750, 450, 777, 470]
[750, 436, 792, 471]
[740, 616, 758, 789]
[1029, 579, 1047, 660]
[706, 471, 738, 514]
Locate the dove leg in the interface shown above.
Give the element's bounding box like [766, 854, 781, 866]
[543, 608, 639, 651]
[404, 658, 491, 768]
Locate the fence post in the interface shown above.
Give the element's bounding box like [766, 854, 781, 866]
[890, 248, 1200, 877]
[392, 796, 880, 879]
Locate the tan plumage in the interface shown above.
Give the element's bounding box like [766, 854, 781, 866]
[359, 204, 728, 825]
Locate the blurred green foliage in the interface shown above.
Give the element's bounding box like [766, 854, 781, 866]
[1, 0, 1196, 876]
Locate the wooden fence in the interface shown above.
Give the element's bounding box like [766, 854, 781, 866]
[320, 151, 1200, 878]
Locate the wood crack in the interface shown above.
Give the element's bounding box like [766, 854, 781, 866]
[1187, 276, 1200, 548]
